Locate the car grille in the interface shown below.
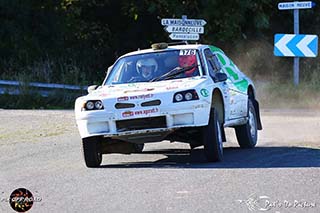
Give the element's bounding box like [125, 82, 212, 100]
[116, 116, 167, 132]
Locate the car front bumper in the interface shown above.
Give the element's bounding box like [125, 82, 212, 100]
[75, 100, 211, 139]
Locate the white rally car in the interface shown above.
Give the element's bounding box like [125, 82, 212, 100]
[75, 43, 262, 167]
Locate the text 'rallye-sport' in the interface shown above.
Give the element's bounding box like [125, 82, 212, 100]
[75, 42, 262, 167]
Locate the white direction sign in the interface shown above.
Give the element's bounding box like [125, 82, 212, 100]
[161, 18, 206, 26]
[162, 16, 206, 41]
[169, 33, 199, 41]
[278, 1, 315, 10]
[165, 26, 204, 34]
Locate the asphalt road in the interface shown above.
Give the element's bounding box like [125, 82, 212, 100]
[0, 109, 319, 213]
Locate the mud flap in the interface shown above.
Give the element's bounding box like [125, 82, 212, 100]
[252, 99, 262, 130]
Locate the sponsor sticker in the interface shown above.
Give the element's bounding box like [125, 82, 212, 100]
[200, 88, 209, 97]
[121, 108, 159, 118]
[166, 86, 179, 90]
[117, 94, 154, 102]
[193, 104, 206, 109]
[124, 88, 154, 93]
[99, 93, 109, 97]
[117, 96, 129, 102]
[122, 111, 134, 117]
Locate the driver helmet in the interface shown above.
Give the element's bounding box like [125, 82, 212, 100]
[136, 58, 158, 80]
[178, 54, 197, 77]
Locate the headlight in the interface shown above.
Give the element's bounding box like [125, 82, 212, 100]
[85, 101, 95, 110]
[94, 100, 103, 110]
[185, 92, 193, 101]
[174, 93, 184, 102]
[173, 90, 199, 103]
[83, 100, 104, 111]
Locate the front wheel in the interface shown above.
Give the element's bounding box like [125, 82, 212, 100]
[82, 136, 102, 167]
[235, 99, 258, 148]
[202, 108, 223, 162]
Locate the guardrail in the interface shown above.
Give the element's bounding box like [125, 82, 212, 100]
[0, 80, 87, 97]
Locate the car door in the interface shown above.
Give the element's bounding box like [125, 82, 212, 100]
[210, 49, 248, 119]
[203, 48, 232, 121]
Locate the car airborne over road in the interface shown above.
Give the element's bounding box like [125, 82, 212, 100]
[75, 42, 262, 167]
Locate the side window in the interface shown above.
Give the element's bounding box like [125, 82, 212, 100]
[204, 49, 215, 78]
[212, 54, 222, 71]
[204, 49, 222, 78]
[197, 50, 207, 75]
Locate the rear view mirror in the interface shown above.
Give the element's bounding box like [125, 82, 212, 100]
[87, 85, 98, 94]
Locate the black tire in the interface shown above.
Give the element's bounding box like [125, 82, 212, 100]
[235, 99, 258, 148]
[82, 136, 102, 167]
[134, 143, 144, 153]
[189, 144, 198, 150]
[202, 108, 223, 162]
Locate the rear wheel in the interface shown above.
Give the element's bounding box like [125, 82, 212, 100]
[82, 136, 102, 167]
[202, 108, 223, 162]
[235, 100, 258, 148]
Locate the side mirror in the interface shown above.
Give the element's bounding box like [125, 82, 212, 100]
[214, 73, 228, 83]
[87, 85, 99, 94]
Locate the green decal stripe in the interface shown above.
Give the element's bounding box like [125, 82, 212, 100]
[234, 79, 249, 92]
[216, 53, 226, 65]
[209, 46, 224, 54]
[225, 67, 239, 80]
[209, 46, 227, 66]
[229, 60, 236, 69]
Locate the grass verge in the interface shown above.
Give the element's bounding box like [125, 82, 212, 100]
[256, 80, 320, 109]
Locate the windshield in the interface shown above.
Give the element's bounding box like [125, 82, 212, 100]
[104, 49, 202, 85]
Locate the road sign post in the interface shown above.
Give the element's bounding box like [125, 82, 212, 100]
[276, 1, 317, 86]
[161, 15, 206, 42]
[294, 8, 299, 85]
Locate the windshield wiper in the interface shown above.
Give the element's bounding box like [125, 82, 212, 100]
[150, 65, 197, 82]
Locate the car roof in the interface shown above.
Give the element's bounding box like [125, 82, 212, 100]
[121, 44, 209, 58]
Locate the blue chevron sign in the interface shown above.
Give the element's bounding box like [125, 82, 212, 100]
[274, 34, 318, 57]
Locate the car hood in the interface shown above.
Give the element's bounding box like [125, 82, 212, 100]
[85, 76, 209, 100]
